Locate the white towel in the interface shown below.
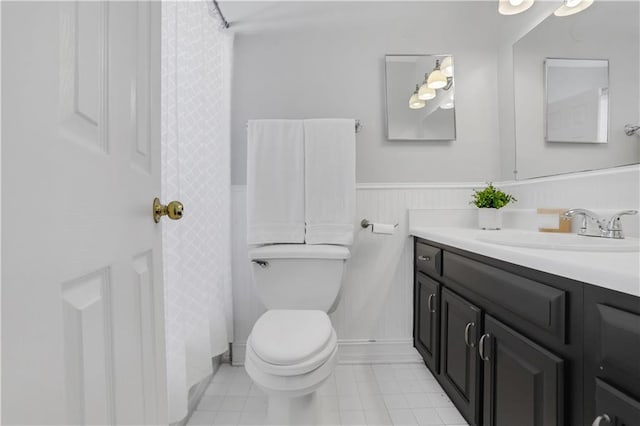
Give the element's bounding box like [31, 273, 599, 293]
[247, 120, 305, 244]
[304, 119, 356, 245]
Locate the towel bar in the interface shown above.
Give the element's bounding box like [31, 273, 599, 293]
[246, 120, 363, 133]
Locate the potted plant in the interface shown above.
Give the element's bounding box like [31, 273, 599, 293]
[470, 183, 516, 230]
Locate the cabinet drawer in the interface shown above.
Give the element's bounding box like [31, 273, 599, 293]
[593, 304, 640, 396]
[416, 242, 442, 277]
[594, 378, 640, 426]
[444, 252, 566, 342]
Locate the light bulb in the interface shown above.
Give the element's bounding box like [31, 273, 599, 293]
[427, 60, 447, 90]
[418, 84, 436, 101]
[441, 56, 454, 78]
[409, 94, 425, 109]
[554, 0, 594, 16]
[440, 91, 455, 110]
[409, 85, 425, 109]
[498, 0, 535, 15]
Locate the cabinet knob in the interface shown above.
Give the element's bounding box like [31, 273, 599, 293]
[464, 322, 475, 348]
[592, 414, 611, 426]
[418, 255, 431, 262]
[479, 333, 491, 361]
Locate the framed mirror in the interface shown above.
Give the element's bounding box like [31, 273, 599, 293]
[545, 58, 609, 144]
[385, 54, 456, 141]
[511, 1, 639, 180]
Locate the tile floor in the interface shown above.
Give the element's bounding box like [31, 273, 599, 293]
[187, 363, 468, 426]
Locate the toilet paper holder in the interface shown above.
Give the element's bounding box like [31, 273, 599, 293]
[360, 219, 399, 229]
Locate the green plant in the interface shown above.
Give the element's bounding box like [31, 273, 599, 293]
[470, 183, 516, 209]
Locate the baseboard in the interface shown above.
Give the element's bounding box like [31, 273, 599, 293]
[231, 339, 421, 366]
[174, 355, 224, 426]
[337, 339, 422, 364]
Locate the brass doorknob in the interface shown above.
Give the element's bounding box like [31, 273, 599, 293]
[153, 198, 183, 223]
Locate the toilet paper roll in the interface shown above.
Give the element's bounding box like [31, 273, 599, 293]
[372, 223, 396, 235]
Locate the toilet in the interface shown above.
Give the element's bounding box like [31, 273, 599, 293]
[245, 244, 350, 425]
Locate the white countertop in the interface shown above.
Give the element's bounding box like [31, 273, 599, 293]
[410, 227, 640, 297]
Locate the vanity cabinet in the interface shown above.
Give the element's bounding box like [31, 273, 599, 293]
[584, 285, 640, 426]
[439, 288, 481, 423]
[482, 315, 563, 426]
[414, 272, 440, 373]
[414, 238, 584, 426]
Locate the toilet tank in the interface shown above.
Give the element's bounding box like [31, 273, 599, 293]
[248, 244, 350, 312]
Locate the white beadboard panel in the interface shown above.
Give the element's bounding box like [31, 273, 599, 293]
[502, 165, 640, 210]
[230, 165, 640, 363]
[230, 185, 476, 364]
[231, 186, 266, 349]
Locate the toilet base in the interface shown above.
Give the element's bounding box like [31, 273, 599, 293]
[267, 392, 319, 425]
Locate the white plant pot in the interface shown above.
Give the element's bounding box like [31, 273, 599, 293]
[478, 208, 502, 230]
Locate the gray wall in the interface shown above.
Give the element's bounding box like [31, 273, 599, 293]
[230, 2, 502, 184]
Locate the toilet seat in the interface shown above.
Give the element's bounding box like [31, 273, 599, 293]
[250, 310, 334, 366]
[247, 328, 337, 377]
[245, 310, 339, 397]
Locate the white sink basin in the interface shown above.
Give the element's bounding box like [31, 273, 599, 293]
[476, 230, 640, 252]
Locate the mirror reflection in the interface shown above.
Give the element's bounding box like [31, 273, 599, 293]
[545, 58, 609, 144]
[512, 1, 639, 180]
[385, 55, 456, 141]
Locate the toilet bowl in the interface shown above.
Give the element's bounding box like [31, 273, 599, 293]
[245, 310, 338, 424]
[244, 245, 349, 425]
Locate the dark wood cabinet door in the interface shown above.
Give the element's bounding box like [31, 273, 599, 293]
[584, 286, 640, 424]
[593, 378, 640, 426]
[440, 288, 482, 426]
[482, 315, 564, 426]
[414, 272, 440, 373]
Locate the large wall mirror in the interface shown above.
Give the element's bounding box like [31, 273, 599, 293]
[512, 1, 639, 179]
[385, 54, 456, 140]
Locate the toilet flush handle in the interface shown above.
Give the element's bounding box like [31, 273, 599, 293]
[252, 260, 269, 268]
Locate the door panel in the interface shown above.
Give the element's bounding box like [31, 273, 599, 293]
[2, 1, 167, 424]
[415, 272, 440, 373]
[440, 288, 482, 425]
[482, 315, 564, 426]
[594, 378, 640, 426]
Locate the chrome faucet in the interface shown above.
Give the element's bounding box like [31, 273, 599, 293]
[562, 209, 638, 239]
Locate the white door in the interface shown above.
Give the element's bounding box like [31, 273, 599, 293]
[2, 1, 168, 424]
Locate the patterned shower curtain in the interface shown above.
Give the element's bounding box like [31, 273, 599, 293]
[161, 1, 233, 422]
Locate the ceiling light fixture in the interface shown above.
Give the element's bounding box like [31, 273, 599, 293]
[427, 60, 447, 90]
[498, 0, 535, 15]
[418, 73, 436, 100]
[409, 84, 426, 109]
[554, 0, 594, 16]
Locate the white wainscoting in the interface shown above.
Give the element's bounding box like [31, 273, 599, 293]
[230, 165, 640, 365]
[230, 184, 481, 365]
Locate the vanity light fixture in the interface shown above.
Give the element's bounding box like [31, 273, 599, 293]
[441, 56, 454, 78]
[498, 0, 535, 15]
[409, 84, 426, 109]
[554, 0, 594, 16]
[418, 73, 437, 100]
[427, 60, 447, 89]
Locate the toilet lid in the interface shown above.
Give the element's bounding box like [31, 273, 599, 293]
[250, 310, 333, 366]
